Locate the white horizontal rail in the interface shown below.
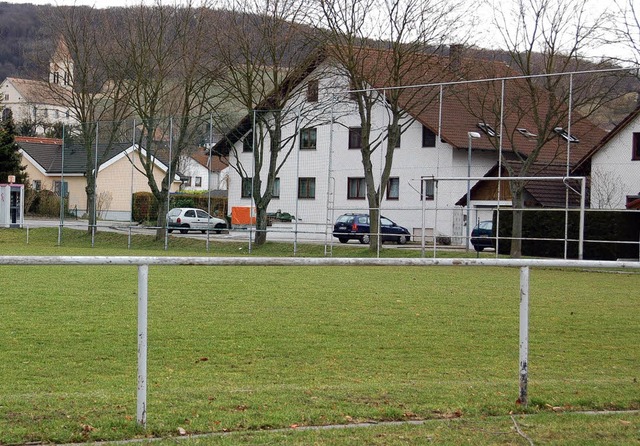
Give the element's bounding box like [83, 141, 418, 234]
[1, 256, 638, 268]
[2, 256, 638, 425]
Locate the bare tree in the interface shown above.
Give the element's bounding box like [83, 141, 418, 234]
[590, 167, 624, 209]
[316, 0, 467, 252]
[111, 0, 222, 239]
[43, 5, 133, 233]
[471, 0, 618, 257]
[212, 0, 322, 246]
[611, 0, 640, 65]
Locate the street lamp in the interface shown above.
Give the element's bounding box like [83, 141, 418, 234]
[466, 131, 481, 251]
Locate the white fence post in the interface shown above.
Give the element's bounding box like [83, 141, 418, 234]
[519, 266, 529, 407]
[137, 264, 148, 426]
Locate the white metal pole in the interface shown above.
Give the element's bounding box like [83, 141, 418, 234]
[467, 135, 471, 251]
[92, 122, 99, 247]
[137, 264, 148, 426]
[579, 178, 586, 260]
[519, 266, 529, 407]
[207, 114, 213, 253]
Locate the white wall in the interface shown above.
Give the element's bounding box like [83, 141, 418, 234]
[591, 120, 640, 209]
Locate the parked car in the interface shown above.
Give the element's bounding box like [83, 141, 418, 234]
[470, 220, 494, 251]
[333, 213, 411, 244]
[166, 208, 227, 234]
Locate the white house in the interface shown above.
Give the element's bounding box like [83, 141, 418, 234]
[575, 106, 640, 209]
[214, 48, 608, 243]
[1, 39, 77, 133]
[178, 147, 229, 192]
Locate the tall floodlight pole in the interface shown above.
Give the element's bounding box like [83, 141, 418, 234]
[467, 132, 481, 251]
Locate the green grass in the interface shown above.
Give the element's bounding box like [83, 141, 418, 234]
[0, 228, 638, 444]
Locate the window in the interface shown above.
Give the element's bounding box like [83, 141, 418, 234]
[52, 72, 60, 84]
[554, 127, 579, 143]
[241, 177, 252, 198]
[421, 179, 435, 201]
[183, 176, 192, 186]
[184, 209, 196, 218]
[272, 178, 280, 198]
[298, 177, 315, 199]
[243, 132, 253, 152]
[3, 94, 8, 101]
[348, 177, 366, 199]
[32, 180, 41, 191]
[633, 133, 640, 160]
[387, 177, 399, 200]
[517, 128, 537, 138]
[54, 180, 68, 197]
[2, 108, 10, 121]
[422, 125, 436, 147]
[300, 127, 317, 150]
[306, 80, 319, 102]
[477, 122, 497, 137]
[348, 127, 362, 149]
[195, 177, 202, 187]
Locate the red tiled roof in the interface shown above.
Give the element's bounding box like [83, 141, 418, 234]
[16, 136, 64, 145]
[353, 47, 607, 166]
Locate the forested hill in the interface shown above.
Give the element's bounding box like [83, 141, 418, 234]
[0, 2, 55, 81]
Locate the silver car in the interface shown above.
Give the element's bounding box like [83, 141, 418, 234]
[166, 208, 227, 234]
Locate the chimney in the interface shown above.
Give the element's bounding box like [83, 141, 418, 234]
[449, 44, 464, 70]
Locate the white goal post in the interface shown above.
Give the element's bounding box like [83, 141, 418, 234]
[424, 176, 586, 259]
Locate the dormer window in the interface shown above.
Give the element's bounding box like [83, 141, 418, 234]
[477, 122, 497, 137]
[554, 127, 579, 143]
[517, 128, 537, 138]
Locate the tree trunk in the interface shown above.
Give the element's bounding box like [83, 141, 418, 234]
[254, 207, 268, 246]
[85, 177, 97, 235]
[154, 189, 169, 240]
[369, 206, 380, 251]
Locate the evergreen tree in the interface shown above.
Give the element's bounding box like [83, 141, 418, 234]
[0, 109, 27, 184]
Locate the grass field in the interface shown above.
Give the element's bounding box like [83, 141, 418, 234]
[0, 228, 639, 444]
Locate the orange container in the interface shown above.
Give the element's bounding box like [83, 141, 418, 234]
[231, 206, 256, 225]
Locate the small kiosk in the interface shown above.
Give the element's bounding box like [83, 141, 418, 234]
[0, 176, 24, 228]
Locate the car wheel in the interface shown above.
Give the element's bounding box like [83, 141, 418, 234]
[201, 230, 206, 234]
[360, 234, 370, 244]
[180, 226, 189, 234]
[474, 246, 484, 252]
[168, 229, 173, 233]
[397, 235, 407, 245]
[338, 237, 348, 244]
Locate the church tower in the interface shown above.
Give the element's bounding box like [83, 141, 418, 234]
[49, 38, 73, 90]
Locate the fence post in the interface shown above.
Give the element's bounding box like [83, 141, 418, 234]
[519, 266, 529, 407]
[137, 264, 148, 426]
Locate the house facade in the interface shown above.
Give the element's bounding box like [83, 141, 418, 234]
[18, 136, 180, 221]
[179, 147, 229, 192]
[217, 49, 608, 243]
[576, 106, 640, 209]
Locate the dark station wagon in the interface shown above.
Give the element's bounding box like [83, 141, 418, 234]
[333, 213, 411, 244]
